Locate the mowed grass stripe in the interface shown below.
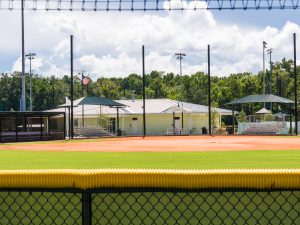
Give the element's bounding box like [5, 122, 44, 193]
[0, 150, 300, 169]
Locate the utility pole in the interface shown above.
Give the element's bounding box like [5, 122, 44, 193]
[25, 53, 36, 111]
[267, 48, 273, 110]
[263, 41, 267, 108]
[175, 52, 186, 131]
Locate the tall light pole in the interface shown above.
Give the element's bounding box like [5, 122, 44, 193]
[263, 41, 267, 108]
[175, 52, 186, 131]
[267, 48, 273, 110]
[175, 52, 186, 103]
[25, 53, 36, 111]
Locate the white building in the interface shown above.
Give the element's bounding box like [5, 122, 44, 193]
[48, 98, 233, 136]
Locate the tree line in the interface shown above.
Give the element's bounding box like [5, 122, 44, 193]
[0, 58, 299, 115]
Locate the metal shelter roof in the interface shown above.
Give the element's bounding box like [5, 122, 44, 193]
[225, 94, 294, 105]
[49, 98, 234, 115]
[255, 108, 272, 114]
[60, 97, 126, 108]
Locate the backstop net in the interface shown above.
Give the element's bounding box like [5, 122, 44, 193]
[1, 0, 300, 11]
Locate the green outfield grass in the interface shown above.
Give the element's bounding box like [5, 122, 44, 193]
[0, 150, 300, 170]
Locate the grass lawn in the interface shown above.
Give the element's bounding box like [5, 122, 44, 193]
[0, 150, 300, 170]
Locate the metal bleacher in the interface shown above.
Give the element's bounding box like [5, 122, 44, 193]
[242, 122, 286, 135]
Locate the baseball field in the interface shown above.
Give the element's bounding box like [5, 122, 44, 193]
[0, 135, 299, 170]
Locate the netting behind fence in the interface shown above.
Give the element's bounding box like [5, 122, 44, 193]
[1, 0, 300, 11]
[0, 169, 300, 225]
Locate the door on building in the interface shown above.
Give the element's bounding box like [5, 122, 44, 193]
[109, 118, 116, 133]
[174, 117, 181, 134]
[131, 118, 138, 135]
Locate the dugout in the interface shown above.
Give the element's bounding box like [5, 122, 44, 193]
[0, 111, 65, 143]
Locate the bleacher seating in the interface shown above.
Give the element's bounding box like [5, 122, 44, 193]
[74, 126, 114, 137]
[242, 123, 285, 135]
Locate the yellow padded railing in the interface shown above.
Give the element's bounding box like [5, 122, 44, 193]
[0, 169, 299, 190]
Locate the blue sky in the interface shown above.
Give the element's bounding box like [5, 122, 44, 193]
[214, 10, 300, 28]
[0, 5, 299, 77]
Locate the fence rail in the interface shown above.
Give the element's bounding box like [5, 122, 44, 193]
[0, 169, 300, 225]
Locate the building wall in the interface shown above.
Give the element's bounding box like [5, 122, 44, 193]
[70, 113, 220, 136]
[120, 113, 216, 136]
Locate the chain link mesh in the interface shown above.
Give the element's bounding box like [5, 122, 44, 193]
[0, 189, 299, 224]
[92, 190, 300, 225]
[0, 191, 81, 225]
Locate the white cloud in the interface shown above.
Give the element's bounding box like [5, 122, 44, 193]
[1, 8, 300, 78]
[77, 53, 140, 78]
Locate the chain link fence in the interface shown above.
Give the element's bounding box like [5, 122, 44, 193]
[0, 188, 299, 225]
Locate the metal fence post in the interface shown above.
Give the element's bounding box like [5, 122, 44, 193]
[82, 192, 92, 225]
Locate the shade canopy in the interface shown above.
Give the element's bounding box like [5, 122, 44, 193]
[255, 108, 271, 114]
[225, 94, 294, 105]
[60, 97, 126, 108]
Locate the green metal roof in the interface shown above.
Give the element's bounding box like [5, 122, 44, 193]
[0, 111, 64, 117]
[60, 97, 126, 108]
[226, 94, 294, 105]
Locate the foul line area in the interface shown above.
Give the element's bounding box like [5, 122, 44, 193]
[1, 136, 300, 152]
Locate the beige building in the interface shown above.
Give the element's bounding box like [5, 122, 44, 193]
[49, 98, 233, 136]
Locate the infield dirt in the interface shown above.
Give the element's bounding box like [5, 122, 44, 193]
[1, 136, 300, 152]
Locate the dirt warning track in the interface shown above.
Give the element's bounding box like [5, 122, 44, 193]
[2, 136, 300, 152]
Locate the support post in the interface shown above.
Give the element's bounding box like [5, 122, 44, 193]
[208, 45, 212, 135]
[173, 111, 175, 135]
[142, 45, 146, 137]
[117, 108, 120, 136]
[63, 112, 66, 139]
[70, 35, 74, 139]
[181, 111, 184, 131]
[24, 116, 27, 132]
[15, 114, 18, 142]
[82, 192, 92, 225]
[68, 107, 71, 139]
[232, 107, 235, 135]
[48, 116, 51, 136]
[289, 104, 293, 135]
[293, 33, 298, 135]
[40, 113, 43, 141]
[0, 116, 2, 142]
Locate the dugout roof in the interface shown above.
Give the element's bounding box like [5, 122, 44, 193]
[0, 111, 64, 117]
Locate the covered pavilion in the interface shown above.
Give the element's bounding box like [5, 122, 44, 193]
[0, 111, 65, 142]
[225, 94, 295, 134]
[60, 96, 126, 138]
